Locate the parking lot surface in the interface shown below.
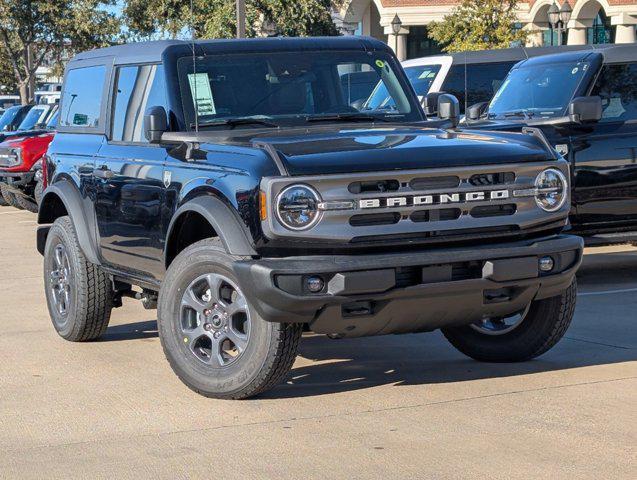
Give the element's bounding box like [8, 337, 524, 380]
[0, 205, 635, 480]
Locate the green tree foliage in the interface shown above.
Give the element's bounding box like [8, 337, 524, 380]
[0, 47, 18, 95]
[0, 0, 120, 103]
[123, 0, 338, 40]
[429, 0, 529, 53]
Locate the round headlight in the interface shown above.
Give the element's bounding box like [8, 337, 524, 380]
[535, 168, 567, 212]
[276, 185, 322, 230]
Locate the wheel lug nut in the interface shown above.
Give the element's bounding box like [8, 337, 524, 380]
[204, 309, 212, 316]
[213, 332, 221, 339]
[204, 323, 212, 331]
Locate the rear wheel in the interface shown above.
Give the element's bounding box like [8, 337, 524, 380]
[442, 280, 577, 362]
[0, 184, 22, 209]
[43, 216, 113, 341]
[158, 238, 303, 399]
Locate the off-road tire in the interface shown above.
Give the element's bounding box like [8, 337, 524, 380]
[442, 280, 577, 362]
[16, 194, 38, 213]
[0, 184, 22, 209]
[34, 179, 44, 206]
[158, 238, 303, 399]
[43, 216, 113, 341]
[0, 183, 7, 207]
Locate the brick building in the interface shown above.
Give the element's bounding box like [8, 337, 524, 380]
[332, 1, 637, 60]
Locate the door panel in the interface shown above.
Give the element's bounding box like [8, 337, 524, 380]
[572, 122, 637, 227]
[93, 144, 167, 279]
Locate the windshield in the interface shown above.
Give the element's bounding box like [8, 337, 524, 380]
[178, 50, 421, 129]
[45, 110, 59, 130]
[365, 64, 441, 110]
[488, 61, 592, 119]
[17, 105, 49, 130]
[0, 106, 21, 131]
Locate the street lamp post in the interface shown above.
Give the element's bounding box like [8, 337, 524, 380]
[391, 14, 402, 35]
[548, 1, 572, 46]
[236, 0, 246, 39]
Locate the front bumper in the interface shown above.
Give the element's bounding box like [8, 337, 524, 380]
[233, 234, 583, 338]
[0, 171, 35, 188]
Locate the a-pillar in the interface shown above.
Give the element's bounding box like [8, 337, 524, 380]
[612, 13, 637, 44]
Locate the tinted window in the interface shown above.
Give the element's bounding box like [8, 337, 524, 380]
[0, 105, 22, 131]
[441, 62, 515, 112]
[591, 63, 637, 122]
[177, 50, 419, 128]
[111, 65, 167, 142]
[17, 105, 50, 130]
[489, 60, 591, 119]
[404, 64, 442, 96]
[59, 65, 106, 128]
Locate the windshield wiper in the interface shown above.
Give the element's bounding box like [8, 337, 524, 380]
[503, 110, 534, 119]
[306, 113, 392, 123]
[193, 118, 279, 129]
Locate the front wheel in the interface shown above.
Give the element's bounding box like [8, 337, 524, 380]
[442, 280, 577, 362]
[158, 238, 303, 399]
[0, 184, 22, 209]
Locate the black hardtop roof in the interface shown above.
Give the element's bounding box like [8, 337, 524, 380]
[514, 44, 636, 68]
[445, 45, 596, 65]
[69, 36, 392, 66]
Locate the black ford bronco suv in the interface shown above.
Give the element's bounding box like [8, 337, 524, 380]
[37, 37, 582, 399]
[463, 45, 637, 245]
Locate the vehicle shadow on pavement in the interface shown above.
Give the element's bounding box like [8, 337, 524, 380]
[99, 320, 158, 341]
[261, 329, 636, 399]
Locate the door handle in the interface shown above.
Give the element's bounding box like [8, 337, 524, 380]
[93, 166, 114, 180]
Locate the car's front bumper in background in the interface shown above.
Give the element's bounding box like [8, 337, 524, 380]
[233, 234, 583, 338]
[0, 171, 35, 188]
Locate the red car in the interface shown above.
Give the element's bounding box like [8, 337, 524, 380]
[0, 111, 57, 212]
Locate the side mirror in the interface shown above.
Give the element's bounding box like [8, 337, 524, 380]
[422, 91, 447, 116]
[467, 102, 489, 121]
[568, 96, 602, 124]
[437, 93, 460, 128]
[144, 106, 168, 143]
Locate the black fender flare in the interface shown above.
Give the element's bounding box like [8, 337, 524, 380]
[37, 181, 101, 265]
[165, 195, 257, 264]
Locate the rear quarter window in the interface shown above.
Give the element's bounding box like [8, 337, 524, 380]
[59, 65, 107, 129]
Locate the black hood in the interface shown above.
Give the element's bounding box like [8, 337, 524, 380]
[191, 124, 553, 176]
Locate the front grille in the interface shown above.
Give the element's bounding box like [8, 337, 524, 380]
[469, 172, 515, 186]
[262, 161, 570, 247]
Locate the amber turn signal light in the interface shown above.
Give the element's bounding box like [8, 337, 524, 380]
[259, 190, 267, 221]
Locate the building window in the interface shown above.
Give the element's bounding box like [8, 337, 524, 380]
[406, 27, 442, 60]
[587, 11, 614, 44]
[542, 28, 566, 46]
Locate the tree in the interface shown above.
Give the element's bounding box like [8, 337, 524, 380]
[0, 0, 120, 104]
[428, 0, 529, 53]
[123, 0, 339, 40]
[0, 47, 18, 95]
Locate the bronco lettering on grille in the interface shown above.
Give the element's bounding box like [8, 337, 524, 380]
[359, 189, 510, 209]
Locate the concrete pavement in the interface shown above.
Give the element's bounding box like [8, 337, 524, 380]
[0, 205, 635, 479]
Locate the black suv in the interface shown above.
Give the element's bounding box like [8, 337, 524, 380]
[464, 45, 637, 244]
[37, 38, 582, 399]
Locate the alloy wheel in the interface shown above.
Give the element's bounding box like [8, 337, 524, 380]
[180, 273, 251, 367]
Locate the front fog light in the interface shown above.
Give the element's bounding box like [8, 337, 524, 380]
[276, 184, 321, 230]
[534, 168, 567, 212]
[306, 276, 325, 293]
[539, 256, 555, 272]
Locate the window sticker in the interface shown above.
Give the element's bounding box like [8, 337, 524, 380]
[188, 73, 216, 116]
[418, 69, 437, 80]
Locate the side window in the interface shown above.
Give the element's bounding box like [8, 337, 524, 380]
[442, 62, 514, 111]
[591, 63, 637, 122]
[59, 66, 106, 128]
[111, 64, 167, 142]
